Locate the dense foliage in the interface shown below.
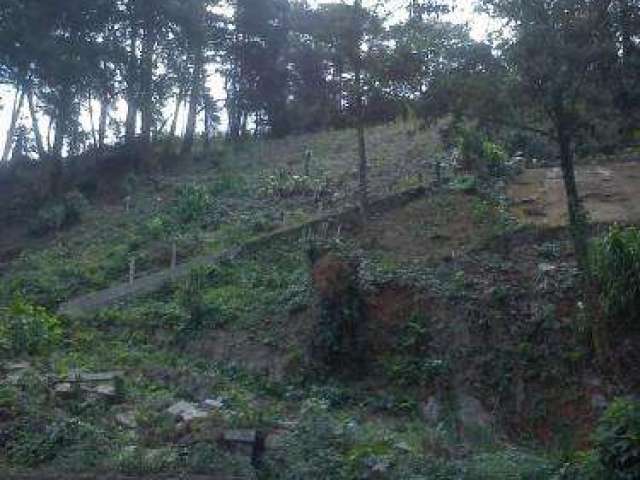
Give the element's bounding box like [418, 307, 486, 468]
[591, 226, 640, 331]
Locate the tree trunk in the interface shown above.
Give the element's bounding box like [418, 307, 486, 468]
[50, 92, 70, 197]
[98, 94, 109, 149]
[558, 126, 609, 360]
[558, 130, 588, 271]
[170, 89, 184, 137]
[26, 87, 46, 159]
[125, 14, 139, 142]
[47, 116, 53, 152]
[140, 3, 155, 148]
[88, 92, 98, 148]
[182, 50, 204, 155]
[354, 0, 368, 216]
[2, 86, 25, 162]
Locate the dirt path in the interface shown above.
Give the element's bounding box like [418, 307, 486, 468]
[508, 162, 640, 227]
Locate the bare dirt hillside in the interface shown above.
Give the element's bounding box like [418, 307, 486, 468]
[509, 162, 640, 226]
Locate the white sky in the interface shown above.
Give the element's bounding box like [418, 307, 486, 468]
[0, 0, 492, 156]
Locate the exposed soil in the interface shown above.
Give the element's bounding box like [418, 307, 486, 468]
[354, 192, 491, 264]
[508, 162, 640, 226]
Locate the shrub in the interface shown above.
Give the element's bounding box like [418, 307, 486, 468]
[173, 183, 214, 224]
[8, 416, 109, 468]
[594, 397, 640, 479]
[30, 190, 89, 236]
[482, 140, 508, 176]
[174, 267, 223, 337]
[463, 448, 558, 479]
[0, 300, 63, 357]
[263, 400, 349, 479]
[455, 124, 510, 177]
[258, 167, 331, 200]
[590, 226, 640, 330]
[450, 175, 477, 192]
[457, 126, 486, 171]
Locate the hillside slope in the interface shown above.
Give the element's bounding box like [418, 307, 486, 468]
[1, 123, 639, 479]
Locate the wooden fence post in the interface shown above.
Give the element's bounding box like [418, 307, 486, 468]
[171, 241, 177, 270]
[129, 257, 136, 284]
[304, 149, 312, 177]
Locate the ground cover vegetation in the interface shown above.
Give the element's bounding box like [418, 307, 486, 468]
[1, 0, 640, 478]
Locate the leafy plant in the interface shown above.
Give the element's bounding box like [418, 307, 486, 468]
[463, 448, 558, 479]
[594, 397, 640, 479]
[482, 140, 508, 176]
[450, 175, 477, 192]
[30, 190, 89, 236]
[0, 299, 63, 356]
[258, 167, 331, 200]
[8, 416, 109, 468]
[174, 266, 223, 337]
[173, 183, 215, 224]
[590, 226, 640, 330]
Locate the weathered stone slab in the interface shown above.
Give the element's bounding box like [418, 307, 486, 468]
[167, 401, 209, 422]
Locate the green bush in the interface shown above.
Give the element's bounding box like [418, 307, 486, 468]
[457, 126, 486, 171]
[258, 167, 331, 200]
[30, 190, 89, 236]
[594, 397, 640, 479]
[263, 400, 349, 479]
[590, 226, 640, 330]
[463, 449, 558, 479]
[455, 124, 509, 177]
[450, 175, 477, 192]
[173, 183, 214, 224]
[174, 267, 223, 337]
[483, 140, 508, 176]
[8, 416, 108, 468]
[0, 300, 63, 356]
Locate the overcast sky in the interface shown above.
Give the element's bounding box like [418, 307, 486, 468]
[0, 0, 492, 155]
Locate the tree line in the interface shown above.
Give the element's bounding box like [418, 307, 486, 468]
[0, 1, 639, 247]
[0, 1, 490, 159]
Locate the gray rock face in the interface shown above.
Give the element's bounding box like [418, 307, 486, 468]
[51, 370, 123, 404]
[222, 429, 259, 459]
[201, 397, 225, 409]
[64, 370, 124, 382]
[167, 401, 210, 422]
[458, 394, 492, 430]
[115, 411, 138, 429]
[223, 429, 258, 444]
[2, 361, 33, 385]
[421, 396, 442, 426]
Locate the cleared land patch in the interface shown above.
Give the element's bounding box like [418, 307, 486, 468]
[509, 162, 640, 226]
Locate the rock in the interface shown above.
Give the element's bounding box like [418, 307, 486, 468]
[421, 396, 442, 426]
[223, 429, 257, 444]
[115, 411, 138, 429]
[64, 370, 123, 382]
[591, 393, 608, 414]
[52, 370, 123, 403]
[3, 361, 34, 385]
[538, 263, 556, 273]
[265, 431, 287, 450]
[53, 382, 76, 399]
[458, 394, 492, 431]
[3, 361, 31, 372]
[222, 429, 259, 458]
[201, 397, 224, 410]
[167, 401, 209, 422]
[277, 420, 298, 430]
[83, 383, 117, 399]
